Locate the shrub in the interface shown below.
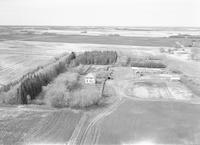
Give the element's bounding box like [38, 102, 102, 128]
[48, 83, 102, 108]
[45, 83, 71, 105]
[51, 96, 68, 108]
[43, 72, 78, 105]
[0, 85, 21, 104]
[160, 48, 165, 53]
[30, 99, 45, 105]
[66, 81, 82, 92]
[70, 86, 101, 108]
[43, 71, 103, 108]
[171, 69, 182, 74]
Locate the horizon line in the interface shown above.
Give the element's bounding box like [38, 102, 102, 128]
[0, 25, 200, 28]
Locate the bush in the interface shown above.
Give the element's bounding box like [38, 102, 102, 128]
[30, 99, 45, 105]
[43, 72, 78, 106]
[42, 71, 103, 108]
[48, 83, 102, 108]
[171, 69, 182, 74]
[0, 85, 21, 104]
[45, 83, 71, 106]
[51, 96, 68, 108]
[66, 81, 82, 92]
[70, 86, 101, 108]
[160, 48, 165, 53]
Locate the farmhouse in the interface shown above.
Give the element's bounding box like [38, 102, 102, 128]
[85, 73, 96, 84]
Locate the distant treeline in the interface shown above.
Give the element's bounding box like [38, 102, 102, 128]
[121, 56, 166, 68]
[130, 61, 166, 68]
[74, 51, 118, 65]
[1, 52, 76, 104]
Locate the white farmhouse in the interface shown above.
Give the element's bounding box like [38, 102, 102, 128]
[85, 73, 96, 84]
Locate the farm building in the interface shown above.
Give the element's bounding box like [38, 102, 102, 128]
[85, 73, 96, 84]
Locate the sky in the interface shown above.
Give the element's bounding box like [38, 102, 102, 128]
[0, 0, 199, 27]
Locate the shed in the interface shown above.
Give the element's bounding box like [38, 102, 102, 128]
[85, 73, 96, 84]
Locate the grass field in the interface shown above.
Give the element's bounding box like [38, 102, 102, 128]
[0, 41, 77, 85]
[23, 34, 193, 47]
[98, 99, 200, 145]
[0, 105, 82, 145]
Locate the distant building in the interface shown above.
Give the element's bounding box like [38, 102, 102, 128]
[85, 73, 96, 84]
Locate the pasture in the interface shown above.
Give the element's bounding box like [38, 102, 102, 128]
[98, 99, 200, 145]
[0, 105, 82, 145]
[0, 41, 68, 84]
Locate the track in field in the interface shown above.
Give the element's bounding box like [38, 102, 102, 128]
[68, 81, 123, 145]
[24, 110, 82, 144]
